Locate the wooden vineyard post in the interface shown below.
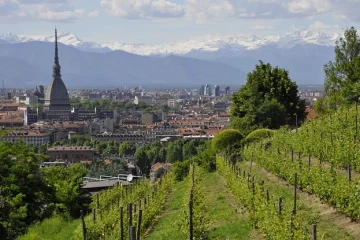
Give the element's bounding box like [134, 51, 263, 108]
[130, 226, 136, 240]
[252, 176, 255, 196]
[298, 152, 301, 161]
[134, 203, 137, 215]
[93, 208, 96, 224]
[128, 203, 133, 239]
[120, 207, 124, 240]
[293, 173, 297, 215]
[348, 165, 352, 182]
[290, 215, 294, 239]
[99, 208, 102, 221]
[308, 154, 311, 168]
[80, 210, 86, 240]
[291, 149, 294, 162]
[278, 197, 282, 215]
[96, 193, 99, 210]
[312, 224, 317, 240]
[250, 152, 253, 173]
[356, 114, 358, 140]
[137, 209, 142, 240]
[189, 191, 194, 240]
[266, 189, 269, 203]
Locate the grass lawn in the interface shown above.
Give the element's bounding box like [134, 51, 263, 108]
[145, 180, 188, 240]
[203, 172, 257, 240]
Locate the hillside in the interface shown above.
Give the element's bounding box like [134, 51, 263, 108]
[0, 42, 246, 88]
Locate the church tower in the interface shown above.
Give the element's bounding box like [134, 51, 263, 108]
[44, 28, 70, 111]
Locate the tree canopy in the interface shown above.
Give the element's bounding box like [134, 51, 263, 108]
[324, 27, 360, 106]
[231, 61, 306, 135]
[212, 129, 243, 153]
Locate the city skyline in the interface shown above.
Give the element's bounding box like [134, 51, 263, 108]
[0, 1, 359, 44]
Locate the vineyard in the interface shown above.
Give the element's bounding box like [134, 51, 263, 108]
[18, 105, 360, 240]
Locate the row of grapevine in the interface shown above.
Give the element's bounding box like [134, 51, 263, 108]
[243, 143, 360, 221]
[177, 164, 208, 240]
[270, 105, 360, 171]
[217, 156, 315, 239]
[73, 172, 174, 240]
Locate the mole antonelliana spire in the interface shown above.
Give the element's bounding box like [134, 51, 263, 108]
[44, 28, 70, 111]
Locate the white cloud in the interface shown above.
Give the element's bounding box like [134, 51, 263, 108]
[309, 21, 339, 30]
[88, 11, 99, 18]
[100, 0, 185, 19]
[0, 0, 87, 23]
[249, 24, 274, 30]
[100, 0, 360, 22]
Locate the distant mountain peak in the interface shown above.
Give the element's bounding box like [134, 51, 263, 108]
[0, 29, 341, 55]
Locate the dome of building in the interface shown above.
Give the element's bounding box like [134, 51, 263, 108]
[44, 28, 70, 111]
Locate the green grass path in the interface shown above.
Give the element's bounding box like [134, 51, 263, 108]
[146, 171, 258, 240]
[144, 179, 188, 240]
[204, 172, 257, 240]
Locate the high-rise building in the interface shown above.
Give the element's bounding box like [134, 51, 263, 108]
[225, 86, 231, 95]
[213, 85, 220, 96]
[204, 84, 211, 96]
[199, 85, 205, 96]
[44, 28, 70, 111]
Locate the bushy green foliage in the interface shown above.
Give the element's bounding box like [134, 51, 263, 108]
[119, 142, 136, 156]
[212, 129, 243, 153]
[0, 142, 89, 239]
[17, 216, 80, 240]
[173, 159, 191, 181]
[41, 164, 91, 219]
[324, 27, 360, 106]
[231, 61, 306, 135]
[244, 128, 275, 144]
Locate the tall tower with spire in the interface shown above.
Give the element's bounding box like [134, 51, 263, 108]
[44, 28, 70, 111]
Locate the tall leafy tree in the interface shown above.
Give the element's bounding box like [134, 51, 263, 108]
[119, 142, 136, 156]
[231, 61, 306, 135]
[134, 146, 151, 175]
[324, 27, 360, 106]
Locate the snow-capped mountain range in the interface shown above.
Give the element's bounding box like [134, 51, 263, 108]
[0, 29, 340, 56]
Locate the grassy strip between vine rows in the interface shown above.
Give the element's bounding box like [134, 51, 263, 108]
[72, 172, 175, 240]
[144, 180, 188, 240]
[244, 143, 360, 221]
[217, 156, 310, 240]
[177, 164, 208, 240]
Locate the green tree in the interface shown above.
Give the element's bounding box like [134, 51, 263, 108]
[0, 143, 53, 239]
[119, 142, 136, 156]
[41, 164, 90, 218]
[231, 61, 306, 135]
[324, 27, 360, 106]
[212, 129, 243, 154]
[244, 128, 275, 144]
[134, 146, 152, 175]
[183, 140, 198, 160]
[165, 142, 183, 163]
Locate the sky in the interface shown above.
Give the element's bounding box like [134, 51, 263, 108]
[0, 0, 360, 44]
